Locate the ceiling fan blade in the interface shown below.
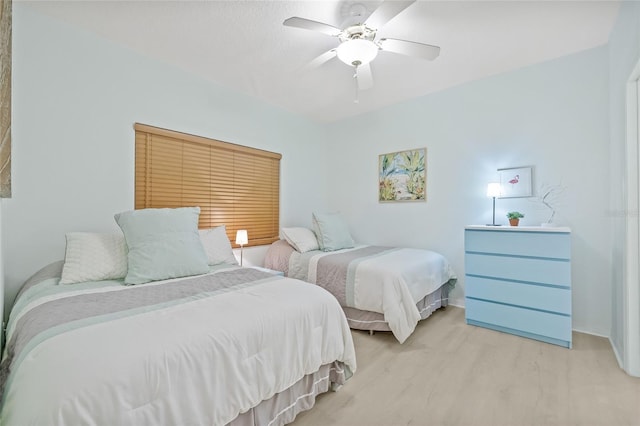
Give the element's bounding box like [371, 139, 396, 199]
[283, 17, 342, 37]
[364, 0, 416, 30]
[307, 49, 337, 69]
[379, 38, 440, 61]
[356, 63, 374, 90]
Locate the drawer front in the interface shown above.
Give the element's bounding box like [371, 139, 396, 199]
[465, 276, 571, 314]
[465, 298, 571, 342]
[466, 253, 571, 287]
[465, 229, 570, 259]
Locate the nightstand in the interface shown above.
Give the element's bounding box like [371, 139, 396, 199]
[464, 225, 572, 348]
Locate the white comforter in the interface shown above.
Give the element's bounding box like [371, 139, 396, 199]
[1, 268, 356, 425]
[291, 246, 456, 343]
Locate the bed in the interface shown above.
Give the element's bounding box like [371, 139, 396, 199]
[265, 238, 456, 344]
[0, 262, 356, 425]
[0, 207, 357, 425]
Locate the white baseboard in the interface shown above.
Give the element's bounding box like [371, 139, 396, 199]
[448, 297, 465, 308]
[609, 337, 625, 371]
[570, 327, 610, 339]
[451, 305, 613, 339]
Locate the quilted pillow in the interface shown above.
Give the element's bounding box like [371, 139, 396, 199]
[281, 227, 319, 253]
[59, 232, 128, 284]
[115, 207, 209, 285]
[199, 225, 238, 265]
[312, 212, 354, 252]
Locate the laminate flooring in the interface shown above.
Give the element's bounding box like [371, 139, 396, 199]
[293, 306, 640, 426]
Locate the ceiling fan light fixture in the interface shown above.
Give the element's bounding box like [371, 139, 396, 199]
[336, 39, 378, 67]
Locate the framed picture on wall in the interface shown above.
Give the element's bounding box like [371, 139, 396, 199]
[378, 148, 426, 202]
[0, 0, 12, 198]
[499, 166, 533, 198]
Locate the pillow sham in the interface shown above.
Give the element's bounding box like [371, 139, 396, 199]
[59, 232, 128, 284]
[312, 212, 354, 252]
[199, 225, 238, 265]
[114, 207, 209, 285]
[281, 227, 319, 253]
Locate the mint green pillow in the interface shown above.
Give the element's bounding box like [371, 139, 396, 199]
[114, 207, 209, 285]
[312, 212, 354, 252]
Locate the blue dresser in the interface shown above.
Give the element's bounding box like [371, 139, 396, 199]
[464, 226, 572, 348]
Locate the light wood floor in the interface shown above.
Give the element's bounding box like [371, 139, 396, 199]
[293, 306, 640, 426]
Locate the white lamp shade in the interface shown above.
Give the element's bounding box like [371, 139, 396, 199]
[487, 183, 502, 198]
[336, 39, 379, 66]
[235, 230, 248, 245]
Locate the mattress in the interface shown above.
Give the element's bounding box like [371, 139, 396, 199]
[0, 261, 357, 425]
[265, 240, 456, 343]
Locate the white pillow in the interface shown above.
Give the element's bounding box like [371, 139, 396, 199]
[199, 225, 238, 265]
[281, 227, 319, 253]
[60, 232, 128, 284]
[115, 207, 210, 285]
[312, 212, 355, 252]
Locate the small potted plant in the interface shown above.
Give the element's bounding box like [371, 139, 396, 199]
[506, 211, 524, 226]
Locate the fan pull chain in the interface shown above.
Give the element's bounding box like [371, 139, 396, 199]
[353, 69, 359, 104]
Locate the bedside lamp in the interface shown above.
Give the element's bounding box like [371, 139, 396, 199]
[235, 230, 248, 266]
[486, 183, 502, 226]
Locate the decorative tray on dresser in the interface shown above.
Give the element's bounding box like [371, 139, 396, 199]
[464, 225, 572, 348]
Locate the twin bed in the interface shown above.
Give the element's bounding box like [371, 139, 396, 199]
[0, 208, 455, 424]
[265, 212, 456, 344]
[265, 239, 456, 343]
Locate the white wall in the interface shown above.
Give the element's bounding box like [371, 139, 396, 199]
[4, 4, 329, 313]
[324, 47, 611, 336]
[5, 4, 617, 338]
[608, 2, 640, 365]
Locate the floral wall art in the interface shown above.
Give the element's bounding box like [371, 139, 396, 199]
[0, 0, 11, 198]
[378, 148, 426, 202]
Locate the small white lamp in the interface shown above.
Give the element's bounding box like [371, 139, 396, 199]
[486, 183, 502, 226]
[235, 230, 248, 266]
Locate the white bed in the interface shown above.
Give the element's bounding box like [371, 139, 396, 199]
[265, 239, 456, 343]
[0, 261, 357, 425]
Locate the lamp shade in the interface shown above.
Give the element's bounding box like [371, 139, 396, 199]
[487, 183, 502, 198]
[235, 230, 248, 245]
[336, 39, 378, 67]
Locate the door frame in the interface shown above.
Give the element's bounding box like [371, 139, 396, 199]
[624, 59, 640, 377]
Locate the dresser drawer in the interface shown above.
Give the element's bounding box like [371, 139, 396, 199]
[465, 229, 570, 259]
[466, 252, 571, 287]
[466, 276, 571, 314]
[466, 298, 572, 343]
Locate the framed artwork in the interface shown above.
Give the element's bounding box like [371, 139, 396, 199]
[0, 0, 11, 198]
[499, 166, 533, 198]
[378, 148, 426, 202]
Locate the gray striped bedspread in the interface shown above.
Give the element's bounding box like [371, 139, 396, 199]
[266, 240, 456, 343]
[0, 262, 356, 425]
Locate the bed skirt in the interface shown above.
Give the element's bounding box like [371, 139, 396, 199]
[341, 283, 450, 333]
[228, 361, 347, 426]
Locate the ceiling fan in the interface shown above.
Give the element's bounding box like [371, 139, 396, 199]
[283, 0, 440, 92]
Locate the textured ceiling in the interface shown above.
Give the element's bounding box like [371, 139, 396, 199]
[25, 0, 621, 123]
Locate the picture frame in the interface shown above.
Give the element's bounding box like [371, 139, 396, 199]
[378, 148, 426, 202]
[498, 166, 533, 198]
[0, 0, 12, 198]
